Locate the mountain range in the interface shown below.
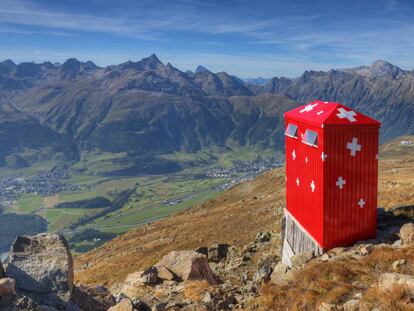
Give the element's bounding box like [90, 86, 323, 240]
[0, 55, 413, 171]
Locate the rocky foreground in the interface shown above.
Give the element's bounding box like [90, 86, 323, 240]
[0, 207, 414, 310]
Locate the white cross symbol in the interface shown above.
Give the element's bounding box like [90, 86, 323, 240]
[347, 137, 362, 156]
[316, 110, 324, 115]
[321, 152, 327, 161]
[292, 150, 296, 160]
[300, 103, 318, 113]
[336, 177, 346, 189]
[337, 108, 357, 122]
[296, 177, 300, 186]
[310, 180, 315, 192]
[358, 198, 366, 208]
[305, 156, 308, 163]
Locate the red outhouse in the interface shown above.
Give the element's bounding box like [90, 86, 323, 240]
[282, 100, 381, 265]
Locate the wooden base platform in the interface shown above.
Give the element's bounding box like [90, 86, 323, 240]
[281, 209, 323, 267]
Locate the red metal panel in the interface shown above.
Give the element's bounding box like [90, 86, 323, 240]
[285, 100, 380, 250]
[323, 126, 379, 249]
[285, 117, 324, 246]
[285, 100, 381, 127]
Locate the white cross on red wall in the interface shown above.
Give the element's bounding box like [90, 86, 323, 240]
[347, 138, 361, 156]
[300, 103, 318, 113]
[337, 107, 357, 122]
[336, 177, 346, 189]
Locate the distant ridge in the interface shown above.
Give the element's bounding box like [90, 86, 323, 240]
[0, 54, 413, 170]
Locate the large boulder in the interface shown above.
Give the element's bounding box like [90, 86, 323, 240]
[70, 285, 116, 311]
[6, 234, 74, 310]
[270, 262, 292, 285]
[379, 273, 414, 294]
[399, 223, 414, 245]
[155, 251, 217, 285]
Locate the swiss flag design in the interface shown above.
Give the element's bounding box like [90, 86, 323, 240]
[285, 100, 380, 249]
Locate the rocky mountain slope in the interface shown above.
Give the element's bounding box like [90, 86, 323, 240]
[1, 136, 413, 310]
[74, 135, 414, 279]
[0, 56, 413, 170]
[0, 102, 78, 167]
[256, 60, 414, 141]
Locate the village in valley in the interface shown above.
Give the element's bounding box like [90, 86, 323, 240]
[0, 168, 81, 209]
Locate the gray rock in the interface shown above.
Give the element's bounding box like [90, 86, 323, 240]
[71, 285, 116, 311]
[208, 244, 229, 262]
[359, 244, 373, 256]
[253, 254, 276, 284]
[255, 231, 271, 243]
[157, 266, 177, 281]
[6, 234, 73, 310]
[155, 251, 217, 285]
[392, 259, 406, 271]
[270, 262, 290, 285]
[392, 239, 402, 247]
[290, 251, 313, 267]
[399, 223, 414, 245]
[107, 298, 134, 311]
[379, 273, 414, 293]
[141, 267, 160, 285]
[319, 254, 330, 262]
[203, 291, 212, 303]
[342, 299, 359, 311]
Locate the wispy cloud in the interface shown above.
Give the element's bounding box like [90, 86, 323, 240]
[1, 0, 414, 76]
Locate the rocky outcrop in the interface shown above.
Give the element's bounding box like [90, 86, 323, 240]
[399, 223, 414, 245]
[379, 273, 414, 293]
[71, 285, 116, 311]
[6, 234, 73, 310]
[155, 251, 217, 285]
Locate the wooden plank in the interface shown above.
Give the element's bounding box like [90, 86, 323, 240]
[282, 210, 323, 265]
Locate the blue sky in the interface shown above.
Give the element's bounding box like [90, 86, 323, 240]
[1, 0, 414, 77]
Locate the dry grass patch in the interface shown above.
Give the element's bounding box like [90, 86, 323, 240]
[361, 285, 414, 311]
[256, 245, 414, 310]
[182, 281, 210, 302]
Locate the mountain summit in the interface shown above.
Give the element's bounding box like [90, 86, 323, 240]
[340, 59, 406, 79]
[195, 65, 210, 73]
[0, 55, 413, 170]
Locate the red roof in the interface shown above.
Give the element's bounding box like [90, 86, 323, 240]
[285, 100, 381, 127]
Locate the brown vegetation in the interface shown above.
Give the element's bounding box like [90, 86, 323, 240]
[256, 245, 414, 310]
[75, 168, 285, 286]
[75, 135, 414, 311]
